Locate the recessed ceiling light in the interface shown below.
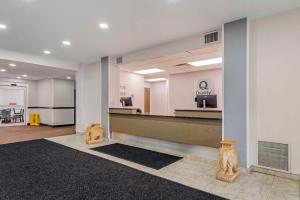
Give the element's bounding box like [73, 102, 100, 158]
[135, 68, 165, 75]
[0, 68, 7, 72]
[66, 76, 71, 80]
[16, 76, 21, 79]
[99, 23, 109, 29]
[22, 74, 28, 77]
[0, 24, 7, 30]
[43, 50, 51, 55]
[188, 57, 223, 67]
[62, 40, 71, 46]
[9, 63, 16, 67]
[146, 78, 167, 82]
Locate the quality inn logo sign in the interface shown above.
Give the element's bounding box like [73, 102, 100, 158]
[194, 79, 214, 96]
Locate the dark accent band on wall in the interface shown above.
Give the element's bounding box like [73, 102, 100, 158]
[39, 123, 75, 127]
[28, 107, 75, 109]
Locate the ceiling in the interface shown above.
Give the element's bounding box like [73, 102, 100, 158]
[0, 0, 299, 64]
[120, 43, 223, 79]
[0, 59, 75, 80]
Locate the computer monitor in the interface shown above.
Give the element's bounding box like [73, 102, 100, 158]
[120, 97, 133, 107]
[196, 95, 217, 108]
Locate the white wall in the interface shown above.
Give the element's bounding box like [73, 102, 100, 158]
[109, 58, 120, 108]
[169, 69, 223, 113]
[113, 68, 223, 116]
[250, 8, 300, 174]
[0, 87, 25, 106]
[52, 79, 75, 126]
[37, 79, 53, 107]
[150, 81, 169, 115]
[53, 79, 74, 107]
[76, 62, 101, 132]
[119, 71, 144, 111]
[27, 80, 38, 107]
[29, 78, 75, 126]
[52, 110, 75, 126]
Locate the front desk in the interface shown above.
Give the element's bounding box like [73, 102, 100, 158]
[109, 109, 222, 148]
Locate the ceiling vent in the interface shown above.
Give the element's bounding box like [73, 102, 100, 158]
[174, 63, 191, 70]
[116, 57, 123, 64]
[258, 141, 289, 171]
[204, 31, 219, 44]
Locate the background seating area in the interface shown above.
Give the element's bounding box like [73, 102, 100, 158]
[0, 108, 25, 124]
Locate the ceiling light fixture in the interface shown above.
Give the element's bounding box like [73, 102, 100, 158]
[62, 40, 71, 46]
[9, 63, 16, 67]
[188, 57, 222, 67]
[146, 78, 167, 82]
[22, 74, 28, 77]
[0, 69, 7, 72]
[99, 23, 109, 29]
[43, 50, 51, 55]
[16, 76, 22, 79]
[66, 76, 71, 80]
[135, 68, 165, 75]
[0, 24, 7, 30]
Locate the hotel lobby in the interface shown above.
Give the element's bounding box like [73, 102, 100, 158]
[0, 1, 300, 200]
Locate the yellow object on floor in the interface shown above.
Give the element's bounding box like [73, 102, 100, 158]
[30, 113, 40, 126]
[86, 123, 104, 144]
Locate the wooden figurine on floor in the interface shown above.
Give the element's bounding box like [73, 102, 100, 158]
[216, 140, 239, 183]
[85, 123, 104, 144]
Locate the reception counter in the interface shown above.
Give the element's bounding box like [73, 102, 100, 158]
[109, 109, 222, 148]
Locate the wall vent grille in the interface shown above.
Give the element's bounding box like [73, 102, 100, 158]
[116, 57, 123, 64]
[258, 141, 288, 171]
[204, 31, 219, 44]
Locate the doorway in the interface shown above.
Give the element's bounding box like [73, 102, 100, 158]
[144, 88, 150, 113]
[0, 85, 26, 127]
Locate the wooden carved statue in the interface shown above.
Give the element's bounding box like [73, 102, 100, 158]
[85, 123, 104, 144]
[216, 140, 239, 183]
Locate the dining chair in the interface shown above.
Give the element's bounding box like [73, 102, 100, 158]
[1, 109, 12, 123]
[13, 108, 24, 123]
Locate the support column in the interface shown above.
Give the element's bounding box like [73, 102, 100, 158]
[101, 57, 109, 140]
[223, 18, 248, 168]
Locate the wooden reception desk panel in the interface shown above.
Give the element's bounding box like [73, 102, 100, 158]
[109, 113, 222, 148]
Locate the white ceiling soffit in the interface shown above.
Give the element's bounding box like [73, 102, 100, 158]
[0, 0, 300, 64]
[119, 44, 222, 72]
[0, 48, 79, 71]
[0, 59, 75, 81]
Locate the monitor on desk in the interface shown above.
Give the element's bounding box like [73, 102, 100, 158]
[120, 97, 133, 107]
[196, 95, 217, 108]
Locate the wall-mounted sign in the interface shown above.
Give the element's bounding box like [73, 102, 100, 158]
[194, 79, 214, 96]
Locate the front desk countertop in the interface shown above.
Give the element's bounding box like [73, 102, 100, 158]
[174, 109, 222, 112]
[109, 107, 140, 110]
[109, 112, 222, 120]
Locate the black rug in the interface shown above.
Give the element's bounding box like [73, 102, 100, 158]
[91, 143, 183, 170]
[0, 140, 227, 200]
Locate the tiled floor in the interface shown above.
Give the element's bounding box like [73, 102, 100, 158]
[47, 134, 300, 200]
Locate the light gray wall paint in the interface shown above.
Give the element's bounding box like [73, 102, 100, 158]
[224, 18, 248, 167]
[101, 57, 109, 139]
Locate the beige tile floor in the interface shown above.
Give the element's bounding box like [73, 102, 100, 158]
[47, 134, 300, 200]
